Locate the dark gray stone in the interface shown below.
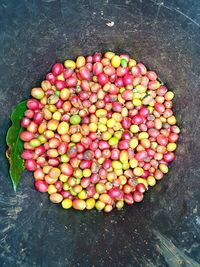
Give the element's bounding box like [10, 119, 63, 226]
[0, 0, 200, 266]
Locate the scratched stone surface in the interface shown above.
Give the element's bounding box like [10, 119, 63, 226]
[0, 0, 200, 266]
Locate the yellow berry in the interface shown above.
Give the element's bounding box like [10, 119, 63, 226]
[167, 143, 177, 152]
[130, 138, 139, 149]
[83, 169, 91, 177]
[64, 59, 76, 69]
[111, 55, 121, 68]
[78, 190, 87, 200]
[107, 118, 116, 128]
[159, 163, 169, 174]
[133, 167, 144, 176]
[86, 198, 95, 210]
[138, 132, 149, 140]
[130, 125, 139, 133]
[113, 122, 122, 131]
[135, 85, 147, 93]
[165, 91, 174, 101]
[62, 199, 72, 209]
[89, 122, 98, 132]
[167, 115, 177, 125]
[76, 56, 86, 68]
[96, 109, 107, 118]
[115, 169, 123, 176]
[121, 107, 128, 117]
[147, 176, 156, 186]
[133, 99, 142, 106]
[57, 122, 69, 135]
[129, 158, 138, 168]
[112, 112, 122, 122]
[128, 59, 137, 68]
[104, 51, 115, 59]
[112, 160, 122, 170]
[133, 92, 141, 99]
[98, 123, 107, 132]
[99, 117, 108, 125]
[48, 184, 57, 194]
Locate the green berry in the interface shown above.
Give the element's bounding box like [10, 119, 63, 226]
[121, 58, 127, 67]
[70, 114, 81, 125]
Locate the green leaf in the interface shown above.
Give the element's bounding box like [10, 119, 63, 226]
[6, 100, 27, 191]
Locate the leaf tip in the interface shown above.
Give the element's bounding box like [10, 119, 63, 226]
[13, 182, 17, 192]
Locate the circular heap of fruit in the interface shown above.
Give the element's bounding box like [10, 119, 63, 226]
[20, 52, 180, 212]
